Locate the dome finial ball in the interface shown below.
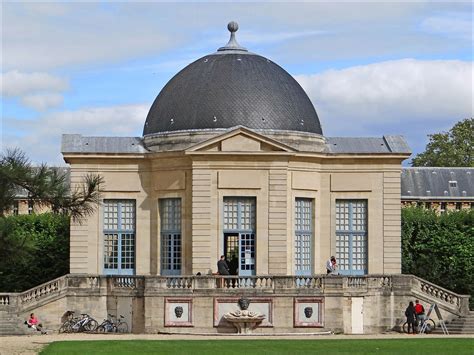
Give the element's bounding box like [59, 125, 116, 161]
[228, 21, 239, 33]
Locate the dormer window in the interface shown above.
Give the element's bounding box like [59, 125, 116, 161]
[449, 181, 457, 188]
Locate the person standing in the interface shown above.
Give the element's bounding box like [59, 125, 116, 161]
[405, 301, 417, 334]
[217, 255, 230, 288]
[414, 299, 426, 330]
[217, 255, 230, 275]
[326, 256, 337, 274]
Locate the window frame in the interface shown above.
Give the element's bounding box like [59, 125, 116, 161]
[159, 198, 182, 276]
[335, 199, 368, 275]
[102, 199, 136, 276]
[294, 198, 313, 276]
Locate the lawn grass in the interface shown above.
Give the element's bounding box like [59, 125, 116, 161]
[40, 338, 474, 355]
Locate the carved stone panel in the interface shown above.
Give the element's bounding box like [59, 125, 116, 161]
[294, 297, 324, 327]
[164, 298, 193, 327]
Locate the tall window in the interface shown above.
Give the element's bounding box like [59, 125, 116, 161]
[336, 200, 367, 275]
[160, 198, 182, 275]
[295, 198, 313, 275]
[28, 200, 34, 215]
[103, 200, 136, 275]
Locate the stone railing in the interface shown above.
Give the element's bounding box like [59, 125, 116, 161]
[412, 275, 470, 314]
[0, 274, 468, 316]
[0, 295, 10, 305]
[293, 276, 323, 289]
[20, 275, 66, 305]
[165, 276, 194, 289]
[219, 276, 274, 289]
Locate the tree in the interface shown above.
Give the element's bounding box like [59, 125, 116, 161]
[411, 118, 473, 167]
[402, 207, 474, 309]
[0, 213, 69, 292]
[0, 149, 103, 291]
[0, 148, 102, 220]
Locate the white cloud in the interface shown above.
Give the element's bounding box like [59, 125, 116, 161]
[3, 103, 148, 164]
[1, 70, 68, 97]
[421, 14, 473, 40]
[3, 2, 470, 71]
[20, 94, 64, 111]
[295, 59, 473, 135]
[2, 3, 176, 71]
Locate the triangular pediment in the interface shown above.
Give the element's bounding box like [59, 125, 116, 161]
[186, 126, 296, 153]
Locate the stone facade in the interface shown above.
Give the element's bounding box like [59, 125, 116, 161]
[63, 128, 409, 277]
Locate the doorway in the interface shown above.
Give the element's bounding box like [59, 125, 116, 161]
[223, 198, 256, 276]
[351, 297, 364, 334]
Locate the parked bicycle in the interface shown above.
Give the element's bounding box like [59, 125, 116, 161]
[58, 311, 78, 333]
[59, 312, 98, 333]
[97, 314, 128, 333]
[115, 314, 129, 333]
[402, 317, 436, 334]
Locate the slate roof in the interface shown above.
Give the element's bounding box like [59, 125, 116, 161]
[143, 53, 322, 136]
[401, 167, 474, 200]
[325, 136, 410, 154]
[61, 134, 148, 154]
[62, 133, 410, 156]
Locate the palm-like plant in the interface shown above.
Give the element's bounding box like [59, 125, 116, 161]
[0, 148, 102, 221]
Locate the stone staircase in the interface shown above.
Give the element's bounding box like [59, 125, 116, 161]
[434, 311, 474, 334]
[0, 311, 26, 335]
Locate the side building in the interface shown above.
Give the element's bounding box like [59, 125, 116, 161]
[401, 167, 474, 213]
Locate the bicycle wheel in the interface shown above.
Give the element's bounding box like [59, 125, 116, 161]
[426, 318, 436, 330]
[58, 320, 72, 333]
[84, 318, 98, 332]
[116, 322, 129, 333]
[97, 322, 108, 333]
[402, 322, 408, 333]
[422, 319, 436, 333]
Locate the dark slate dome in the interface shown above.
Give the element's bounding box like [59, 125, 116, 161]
[143, 22, 322, 136]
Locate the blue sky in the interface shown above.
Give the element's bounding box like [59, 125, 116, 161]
[1, 1, 473, 165]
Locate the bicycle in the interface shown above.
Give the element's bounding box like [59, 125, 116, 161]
[97, 314, 117, 333]
[58, 311, 79, 333]
[402, 317, 436, 334]
[115, 315, 129, 333]
[97, 314, 128, 333]
[69, 313, 98, 333]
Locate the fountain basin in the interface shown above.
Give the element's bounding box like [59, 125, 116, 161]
[223, 310, 265, 334]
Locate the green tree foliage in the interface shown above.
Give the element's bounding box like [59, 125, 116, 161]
[411, 118, 473, 167]
[402, 207, 474, 308]
[0, 149, 102, 292]
[0, 213, 69, 292]
[0, 148, 103, 221]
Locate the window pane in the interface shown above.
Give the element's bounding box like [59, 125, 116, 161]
[160, 198, 181, 231]
[104, 233, 118, 269]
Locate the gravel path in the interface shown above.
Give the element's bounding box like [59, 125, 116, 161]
[1, 332, 472, 355]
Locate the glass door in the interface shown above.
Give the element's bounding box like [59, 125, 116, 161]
[239, 233, 256, 276]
